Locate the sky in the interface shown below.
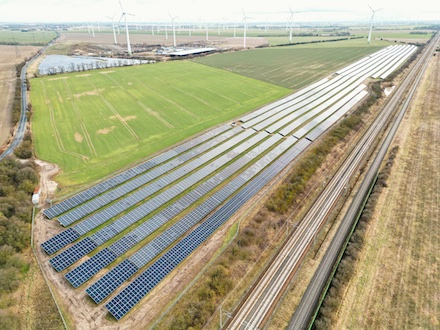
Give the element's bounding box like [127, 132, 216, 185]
[0, 0, 439, 24]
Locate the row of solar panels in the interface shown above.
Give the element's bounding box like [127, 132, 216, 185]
[91, 137, 299, 310]
[43, 124, 230, 219]
[305, 90, 369, 142]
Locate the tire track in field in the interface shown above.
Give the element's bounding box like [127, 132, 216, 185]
[85, 76, 142, 144]
[62, 79, 98, 158]
[132, 77, 199, 119]
[197, 84, 242, 104]
[162, 83, 213, 107]
[39, 81, 88, 162]
[136, 101, 175, 129]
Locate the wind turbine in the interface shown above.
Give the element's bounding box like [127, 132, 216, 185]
[288, 8, 301, 43]
[367, 5, 383, 44]
[106, 14, 118, 44]
[169, 14, 178, 47]
[242, 8, 252, 48]
[118, 0, 133, 56]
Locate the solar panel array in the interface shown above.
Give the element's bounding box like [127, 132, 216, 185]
[291, 84, 368, 139]
[39, 45, 416, 321]
[43, 124, 230, 219]
[306, 90, 369, 141]
[105, 137, 311, 319]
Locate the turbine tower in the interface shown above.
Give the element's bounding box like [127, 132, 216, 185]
[242, 8, 251, 48]
[367, 5, 382, 44]
[106, 14, 118, 44]
[288, 8, 300, 43]
[118, 0, 133, 56]
[169, 14, 178, 47]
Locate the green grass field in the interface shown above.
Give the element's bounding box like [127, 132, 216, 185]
[32, 61, 289, 190]
[0, 30, 57, 44]
[195, 38, 391, 90]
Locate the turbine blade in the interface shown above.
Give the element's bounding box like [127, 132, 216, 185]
[118, 0, 124, 13]
[368, 4, 374, 12]
[118, 13, 124, 24]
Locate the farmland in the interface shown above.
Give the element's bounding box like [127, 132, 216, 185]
[196, 38, 391, 89]
[0, 30, 57, 44]
[31, 61, 289, 190]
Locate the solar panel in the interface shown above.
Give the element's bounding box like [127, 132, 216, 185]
[49, 237, 98, 272]
[86, 259, 139, 304]
[306, 90, 368, 141]
[65, 248, 117, 288]
[41, 228, 80, 255]
[291, 84, 367, 139]
[240, 78, 329, 123]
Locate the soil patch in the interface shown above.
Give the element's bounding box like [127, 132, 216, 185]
[74, 132, 83, 143]
[73, 88, 104, 98]
[97, 126, 116, 135]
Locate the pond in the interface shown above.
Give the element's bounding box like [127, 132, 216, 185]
[38, 55, 153, 75]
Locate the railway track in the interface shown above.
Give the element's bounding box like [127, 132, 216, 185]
[288, 31, 439, 330]
[225, 33, 439, 330]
